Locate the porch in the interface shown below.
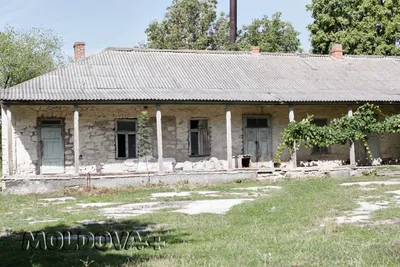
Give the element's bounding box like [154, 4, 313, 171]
[2, 103, 400, 178]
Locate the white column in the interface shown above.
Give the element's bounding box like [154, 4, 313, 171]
[156, 104, 164, 173]
[226, 104, 233, 169]
[348, 105, 356, 166]
[74, 105, 80, 175]
[6, 105, 13, 176]
[289, 105, 297, 168]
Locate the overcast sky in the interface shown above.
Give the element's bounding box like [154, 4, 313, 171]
[0, 0, 313, 57]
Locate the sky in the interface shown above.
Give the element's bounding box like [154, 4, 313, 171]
[0, 0, 313, 57]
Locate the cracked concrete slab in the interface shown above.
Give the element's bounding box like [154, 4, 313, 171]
[386, 190, 400, 195]
[150, 190, 262, 198]
[359, 188, 377, 191]
[29, 219, 59, 225]
[39, 197, 76, 202]
[77, 202, 120, 208]
[233, 186, 282, 191]
[151, 192, 192, 198]
[326, 201, 389, 225]
[174, 199, 254, 215]
[196, 191, 220, 195]
[101, 202, 182, 219]
[340, 181, 400, 187]
[101, 198, 254, 219]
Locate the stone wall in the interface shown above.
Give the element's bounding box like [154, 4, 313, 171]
[10, 106, 75, 175]
[3, 104, 400, 177]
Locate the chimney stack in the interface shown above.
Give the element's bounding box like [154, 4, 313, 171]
[73, 42, 85, 62]
[331, 44, 344, 59]
[230, 0, 237, 43]
[251, 46, 261, 54]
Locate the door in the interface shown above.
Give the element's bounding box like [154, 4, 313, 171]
[41, 126, 64, 174]
[355, 133, 381, 166]
[244, 116, 272, 162]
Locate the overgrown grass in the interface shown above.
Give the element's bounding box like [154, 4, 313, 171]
[1, 176, 400, 266]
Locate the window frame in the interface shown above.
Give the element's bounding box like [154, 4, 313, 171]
[115, 119, 138, 159]
[245, 117, 270, 129]
[312, 118, 330, 154]
[189, 118, 210, 157]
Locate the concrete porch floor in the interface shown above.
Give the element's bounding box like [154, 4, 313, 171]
[2, 166, 400, 195]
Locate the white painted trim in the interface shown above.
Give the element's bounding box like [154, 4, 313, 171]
[348, 105, 356, 166]
[74, 105, 80, 174]
[156, 104, 164, 173]
[1, 104, 8, 177]
[226, 105, 233, 169]
[289, 105, 297, 168]
[6, 106, 13, 176]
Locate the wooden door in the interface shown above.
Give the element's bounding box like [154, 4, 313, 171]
[355, 133, 381, 166]
[244, 116, 272, 163]
[41, 127, 64, 174]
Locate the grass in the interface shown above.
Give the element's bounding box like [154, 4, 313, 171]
[1, 176, 400, 266]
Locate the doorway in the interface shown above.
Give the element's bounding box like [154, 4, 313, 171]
[355, 133, 381, 166]
[40, 119, 64, 174]
[243, 116, 272, 163]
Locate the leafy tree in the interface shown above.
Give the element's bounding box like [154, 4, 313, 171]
[0, 26, 67, 88]
[307, 0, 400, 55]
[145, 0, 302, 52]
[145, 0, 219, 50]
[237, 12, 301, 53]
[209, 12, 233, 50]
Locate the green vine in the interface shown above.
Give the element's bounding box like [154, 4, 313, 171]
[138, 111, 151, 158]
[274, 104, 400, 164]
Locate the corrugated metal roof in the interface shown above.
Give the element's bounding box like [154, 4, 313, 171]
[2, 48, 400, 103]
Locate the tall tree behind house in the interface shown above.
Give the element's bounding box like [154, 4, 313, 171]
[145, 0, 302, 53]
[307, 0, 400, 55]
[0, 26, 68, 89]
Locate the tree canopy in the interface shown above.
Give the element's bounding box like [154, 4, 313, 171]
[0, 26, 68, 88]
[145, 0, 219, 50]
[307, 0, 400, 55]
[145, 0, 301, 53]
[237, 13, 301, 53]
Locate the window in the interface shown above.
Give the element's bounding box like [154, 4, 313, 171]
[312, 118, 330, 153]
[116, 119, 137, 159]
[189, 119, 210, 156]
[41, 119, 61, 125]
[246, 118, 269, 128]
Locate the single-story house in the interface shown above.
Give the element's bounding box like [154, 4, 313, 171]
[1, 43, 400, 178]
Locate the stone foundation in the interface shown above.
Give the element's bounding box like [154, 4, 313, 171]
[3, 166, 400, 194]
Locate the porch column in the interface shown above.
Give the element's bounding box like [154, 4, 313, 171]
[74, 105, 80, 175]
[226, 104, 233, 169]
[156, 104, 164, 173]
[348, 105, 356, 166]
[289, 104, 297, 168]
[4, 105, 13, 176]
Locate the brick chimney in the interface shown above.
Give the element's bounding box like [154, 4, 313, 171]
[73, 42, 85, 62]
[331, 44, 344, 59]
[251, 46, 261, 54]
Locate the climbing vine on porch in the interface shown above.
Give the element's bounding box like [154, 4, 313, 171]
[138, 111, 151, 158]
[274, 104, 400, 164]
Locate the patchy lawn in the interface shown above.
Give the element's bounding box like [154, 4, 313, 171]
[1, 176, 400, 266]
